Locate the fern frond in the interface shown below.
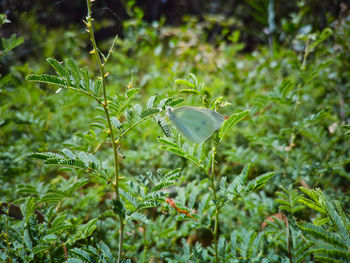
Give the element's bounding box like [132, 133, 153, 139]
[91, 79, 101, 97]
[119, 189, 138, 209]
[46, 58, 68, 77]
[160, 146, 186, 158]
[227, 164, 251, 195]
[98, 241, 113, 261]
[80, 218, 98, 237]
[46, 224, 71, 235]
[32, 244, 50, 254]
[66, 58, 81, 85]
[137, 200, 160, 210]
[162, 97, 184, 108]
[299, 223, 347, 248]
[198, 193, 210, 216]
[70, 248, 93, 262]
[41, 192, 66, 204]
[219, 110, 250, 141]
[129, 212, 150, 224]
[157, 118, 172, 137]
[162, 168, 182, 181]
[30, 151, 106, 177]
[113, 199, 126, 219]
[218, 176, 227, 195]
[140, 108, 160, 119]
[65, 179, 89, 196]
[309, 246, 350, 260]
[1, 34, 24, 55]
[298, 197, 326, 214]
[26, 74, 69, 87]
[151, 181, 174, 192]
[325, 201, 350, 246]
[51, 214, 66, 227]
[16, 184, 39, 196]
[246, 171, 274, 192]
[109, 88, 140, 117]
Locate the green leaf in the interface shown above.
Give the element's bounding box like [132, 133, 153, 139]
[26, 74, 70, 87]
[157, 138, 179, 148]
[113, 199, 126, 219]
[129, 212, 150, 224]
[247, 172, 274, 192]
[70, 248, 93, 262]
[66, 58, 81, 84]
[162, 168, 182, 181]
[165, 97, 184, 107]
[147, 95, 157, 108]
[299, 223, 347, 248]
[175, 79, 195, 88]
[120, 189, 138, 209]
[41, 192, 66, 204]
[309, 28, 333, 51]
[46, 58, 68, 78]
[1, 34, 24, 56]
[140, 108, 160, 119]
[46, 224, 71, 235]
[151, 181, 174, 192]
[219, 110, 250, 141]
[309, 246, 350, 260]
[137, 200, 160, 210]
[325, 201, 350, 246]
[32, 244, 50, 255]
[179, 89, 199, 94]
[298, 197, 326, 214]
[157, 118, 172, 137]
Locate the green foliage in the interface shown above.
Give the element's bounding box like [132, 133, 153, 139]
[26, 58, 101, 102]
[1, 2, 350, 263]
[30, 150, 108, 179]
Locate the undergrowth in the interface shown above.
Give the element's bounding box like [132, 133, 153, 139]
[1, 1, 350, 262]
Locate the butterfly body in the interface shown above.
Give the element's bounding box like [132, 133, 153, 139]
[166, 106, 224, 143]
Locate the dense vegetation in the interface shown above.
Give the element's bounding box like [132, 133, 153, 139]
[1, 1, 350, 262]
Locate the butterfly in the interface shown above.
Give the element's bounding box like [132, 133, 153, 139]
[166, 106, 224, 143]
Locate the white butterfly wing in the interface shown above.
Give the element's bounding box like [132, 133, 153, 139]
[168, 106, 224, 143]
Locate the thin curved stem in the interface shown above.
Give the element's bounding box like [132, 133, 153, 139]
[85, 0, 124, 260]
[210, 137, 220, 263]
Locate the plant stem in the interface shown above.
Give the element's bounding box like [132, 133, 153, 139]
[210, 138, 219, 263]
[85, 0, 124, 260]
